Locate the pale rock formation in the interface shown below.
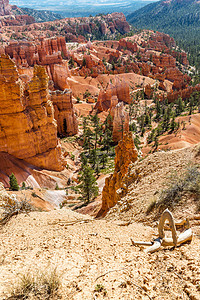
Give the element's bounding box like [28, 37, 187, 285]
[110, 102, 129, 143]
[95, 80, 131, 112]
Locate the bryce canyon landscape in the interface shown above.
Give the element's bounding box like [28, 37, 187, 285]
[0, 0, 200, 299]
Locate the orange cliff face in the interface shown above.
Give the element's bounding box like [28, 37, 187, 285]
[97, 132, 138, 217]
[0, 54, 64, 171]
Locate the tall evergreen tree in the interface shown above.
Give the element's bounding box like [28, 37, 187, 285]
[91, 114, 101, 150]
[78, 164, 98, 203]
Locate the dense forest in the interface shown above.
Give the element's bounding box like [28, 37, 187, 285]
[127, 0, 200, 75]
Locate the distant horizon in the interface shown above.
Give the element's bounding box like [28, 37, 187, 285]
[10, 0, 159, 5]
[9, 0, 158, 10]
[9, 0, 158, 17]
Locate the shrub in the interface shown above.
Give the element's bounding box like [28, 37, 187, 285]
[157, 165, 200, 211]
[21, 182, 26, 190]
[8, 268, 61, 299]
[94, 284, 107, 296]
[0, 186, 35, 225]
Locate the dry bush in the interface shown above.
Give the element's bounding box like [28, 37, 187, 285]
[147, 165, 200, 213]
[8, 268, 61, 300]
[0, 183, 36, 225]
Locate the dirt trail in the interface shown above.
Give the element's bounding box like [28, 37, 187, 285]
[0, 208, 199, 300]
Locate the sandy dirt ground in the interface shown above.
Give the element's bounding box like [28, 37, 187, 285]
[0, 208, 199, 300]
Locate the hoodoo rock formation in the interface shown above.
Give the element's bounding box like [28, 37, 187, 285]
[97, 132, 138, 217]
[95, 80, 131, 112]
[5, 37, 68, 70]
[110, 102, 129, 143]
[0, 54, 63, 171]
[51, 89, 78, 137]
[4, 37, 70, 91]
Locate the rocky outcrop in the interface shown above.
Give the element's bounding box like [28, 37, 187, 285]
[112, 12, 130, 34]
[0, 0, 11, 16]
[165, 68, 190, 90]
[5, 37, 68, 67]
[1, 12, 130, 42]
[110, 102, 129, 143]
[144, 84, 154, 98]
[5, 37, 69, 89]
[50, 62, 70, 90]
[118, 39, 138, 53]
[167, 83, 200, 102]
[51, 89, 78, 137]
[97, 132, 138, 217]
[0, 14, 35, 26]
[0, 54, 63, 171]
[95, 80, 131, 112]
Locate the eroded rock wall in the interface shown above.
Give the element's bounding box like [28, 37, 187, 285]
[0, 54, 63, 171]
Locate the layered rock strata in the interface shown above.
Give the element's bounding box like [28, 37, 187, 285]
[5, 37, 69, 89]
[0, 54, 63, 171]
[5, 36, 68, 67]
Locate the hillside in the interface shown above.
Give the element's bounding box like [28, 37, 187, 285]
[0, 145, 200, 299]
[12, 6, 62, 22]
[127, 0, 200, 71]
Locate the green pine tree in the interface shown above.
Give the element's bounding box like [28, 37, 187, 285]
[91, 114, 101, 150]
[9, 173, 19, 191]
[100, 153, 108, 169]
[22, 181, 26, 190]
[78, 164, 98, 203]
[170, 114, 176, 132]
[103, 115, 113, 153]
